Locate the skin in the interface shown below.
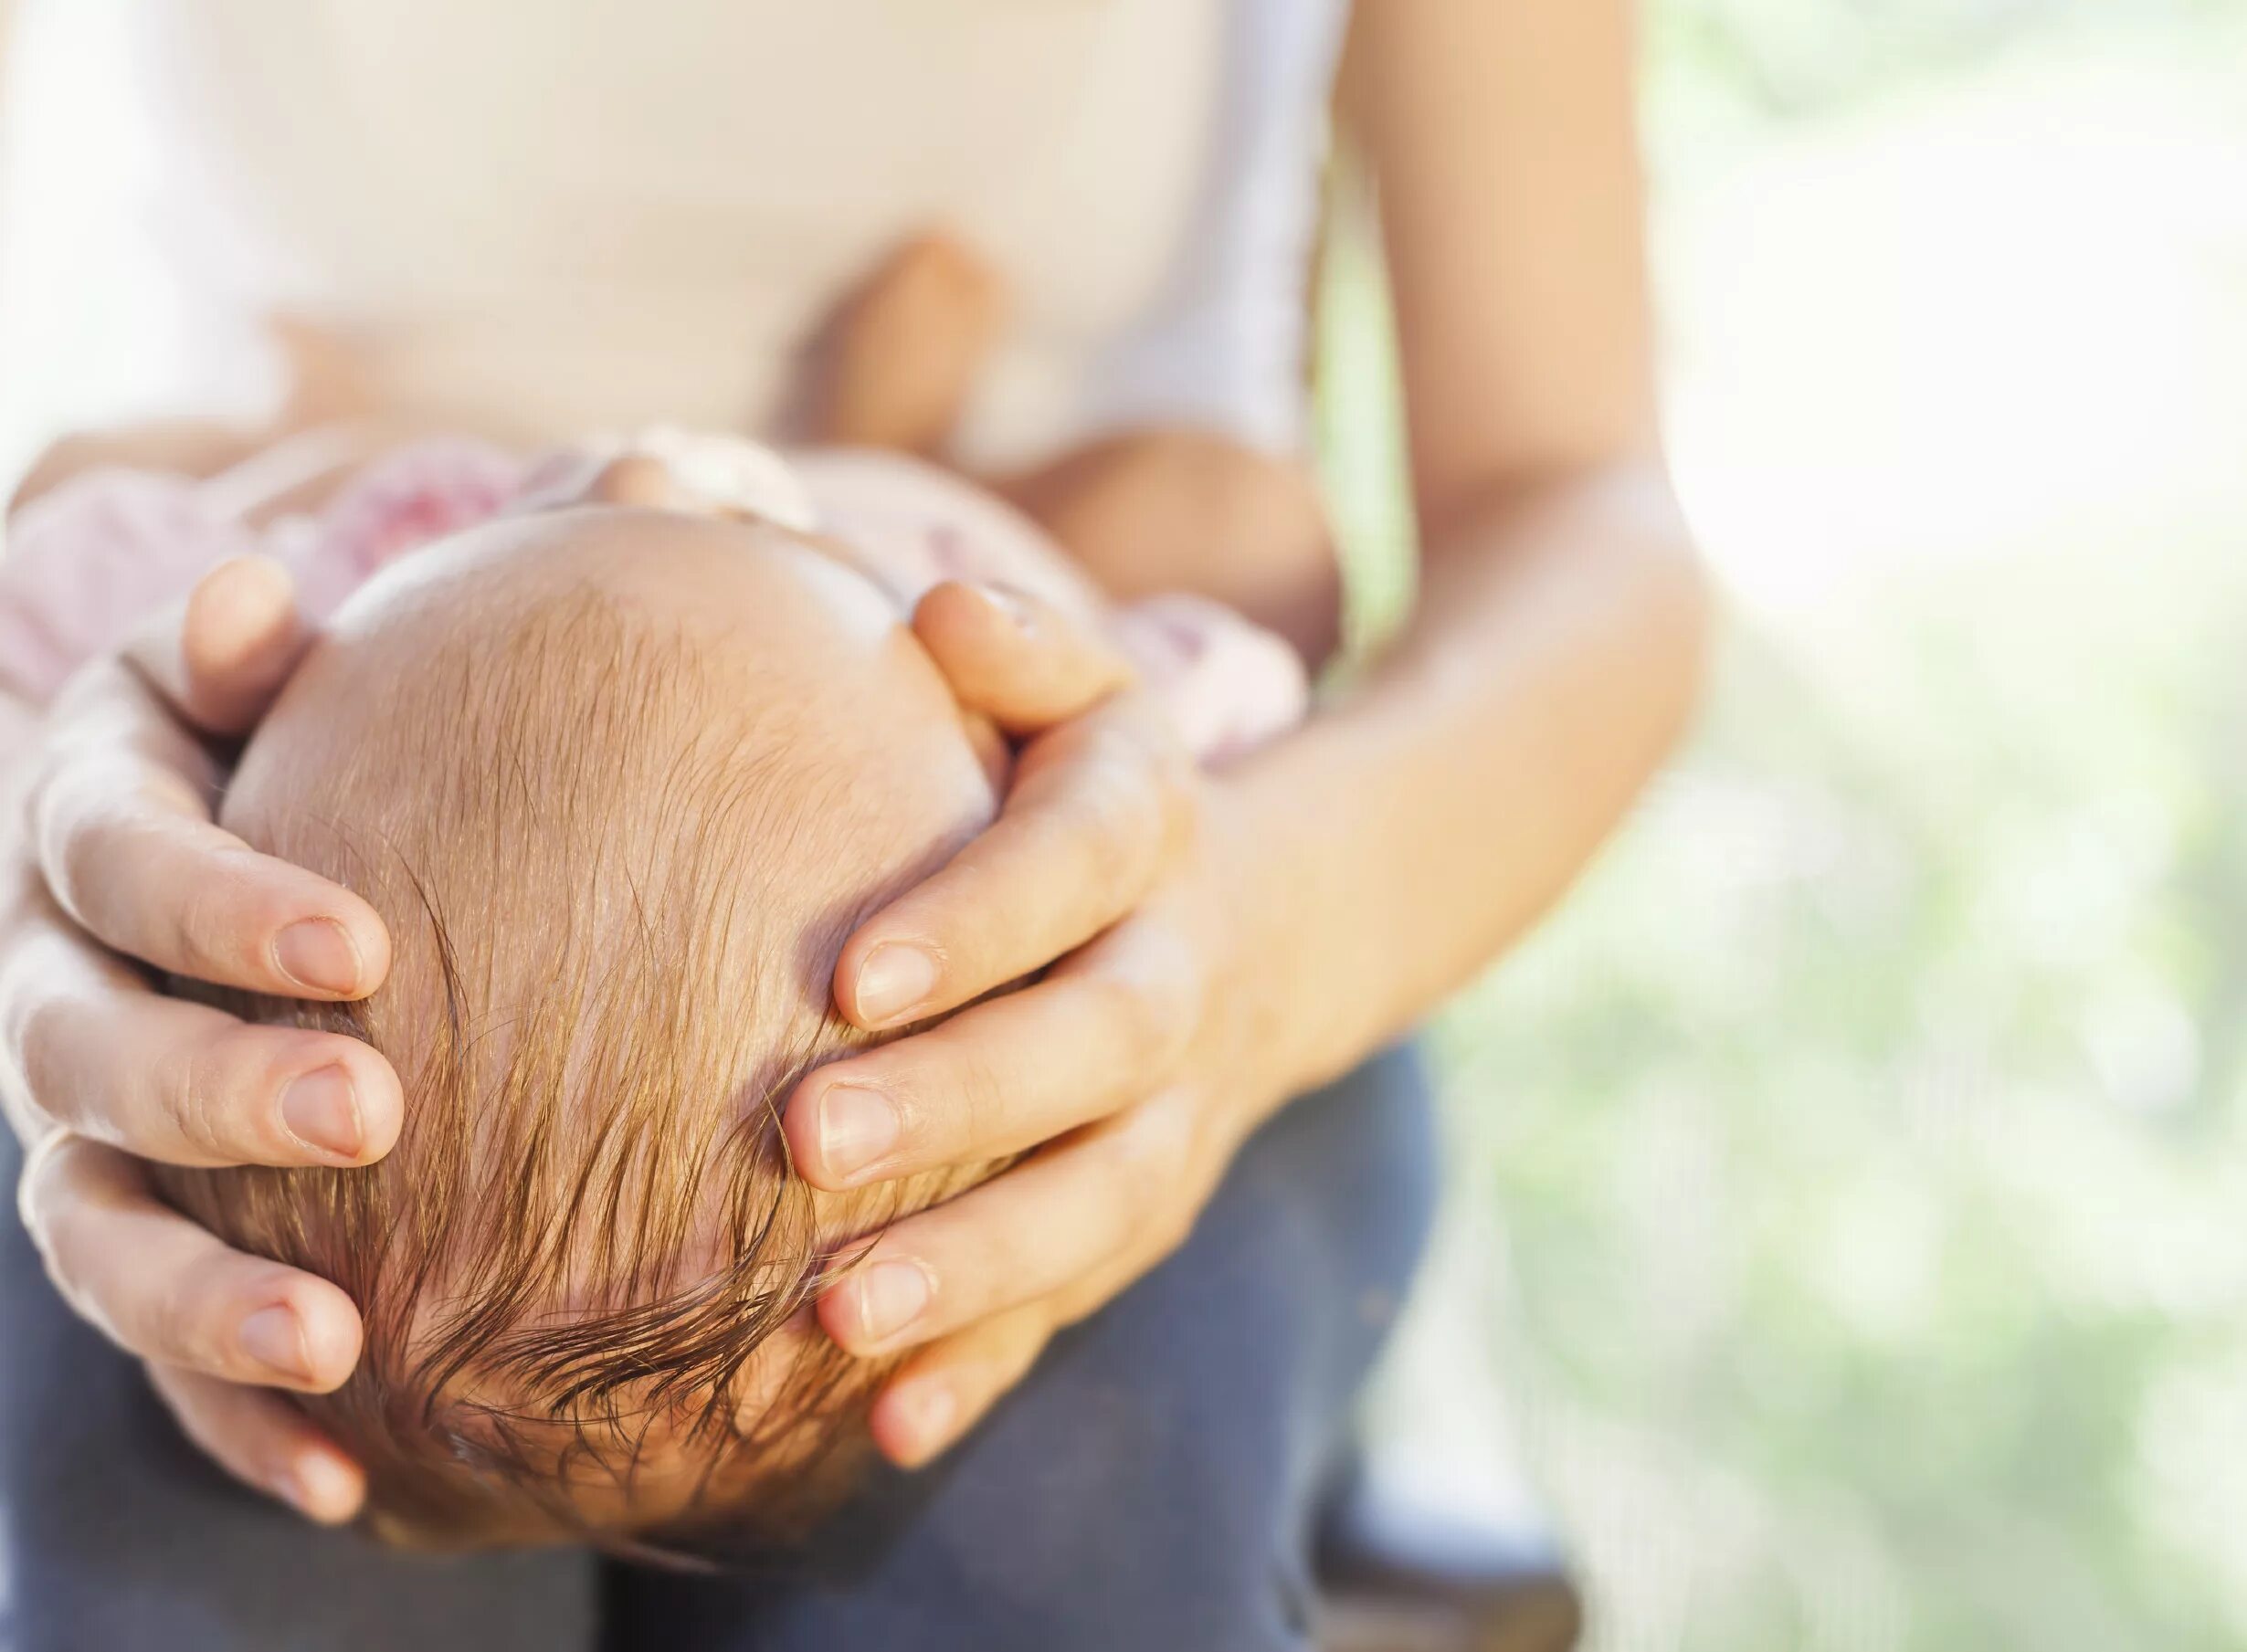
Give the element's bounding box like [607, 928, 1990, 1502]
[800, 232, 1342, 662]
[212, 495, 1008, 1534]
[228, 502, 1004, 881]
[0, 0, 1708, 1517]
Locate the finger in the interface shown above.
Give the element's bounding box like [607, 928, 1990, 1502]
[147, 1363, 366, 1524]
[834, 693, 1192, 1029]
[5, 906, 401, 1165]
[816, 1098, 1195, 1356]
[17, 1132, 364, 1391]
[125, 554, 314, 738]
[29, 671, 391, 998]
[868, 1302, 1053, 1469]
[912, 580, 1134, 734]
[786, 914, 1198, 1188]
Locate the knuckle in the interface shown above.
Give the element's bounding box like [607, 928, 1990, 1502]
[16, 1137, 109, 1316]
[49, 805, 116, 917]
[8, 992, 73, 1121]
[1113, 1100, 1196, 1201]
[164, 858, 248, 982]
[1018, 1297, 1063, 1346]
[21, 735, 84, 847]
[954, 1208, 1023, 1294]
[1140, 941, 1206, 1067]
[14, 1133, 71, 1263]
[1102, 1138, 1171, 1226]
[887, 1049, 987, 1164]
[1060, 767, 1163, 896]
[136, 750, 212, 814]
[946, 1040, 1011, 1152]
[1046, 1285, 1094, 1332]
[170, 1026, 257, 1160]
[1050, 1268, 1125, 1331]
[963, 1215, 1042, 1309]
[1084, 970, 1173, 1072]
[1113, 692, 1195, 787]
[150, 1275, 229, 1372]
[1146, 1201, 1196, 1261]
[991, 1307, 1060, 1373]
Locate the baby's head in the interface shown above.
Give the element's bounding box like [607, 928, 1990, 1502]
[155, 475, 1002, 1552]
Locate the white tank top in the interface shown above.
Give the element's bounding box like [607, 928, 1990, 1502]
[2, 0, 1345, 471]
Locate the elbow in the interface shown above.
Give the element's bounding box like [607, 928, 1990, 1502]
[1570, 447, 1716, 758]
[1623, 458, 1716, 764]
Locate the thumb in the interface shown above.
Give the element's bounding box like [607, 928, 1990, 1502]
[126, 556, 313, 738]
[912, 579, 1136, 736]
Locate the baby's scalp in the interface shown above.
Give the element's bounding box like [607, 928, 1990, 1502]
[158, 505, 1001, 1549]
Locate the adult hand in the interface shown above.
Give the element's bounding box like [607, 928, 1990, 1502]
[0, 557, 398, 1521]
[783, 580, 1298, 1468]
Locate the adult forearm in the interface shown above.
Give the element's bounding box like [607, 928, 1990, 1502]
[1235, 456, 1709, 1096]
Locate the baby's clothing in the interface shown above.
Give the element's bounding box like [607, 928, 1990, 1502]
[0, 435, 1305, 763]
[0, 440, 520, 698]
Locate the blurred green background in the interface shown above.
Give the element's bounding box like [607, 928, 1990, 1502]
[1324, 5, 2247, 1649]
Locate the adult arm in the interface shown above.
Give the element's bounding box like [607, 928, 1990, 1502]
[787, 0, 1710, 1463]
[1223, 0, 1706, 1079]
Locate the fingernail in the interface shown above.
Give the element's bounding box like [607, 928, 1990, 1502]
[855, 945, 938, 1026]
[274, 919, 364, 996]
[890, 1380, 958, 1462]
[818, 1083, 901, 1182]
[854, 1259, 933, 1345]
[976, 582, 1034, 631]
[239, 1304, 314, 1384]
[281, 1066, 364, 1161]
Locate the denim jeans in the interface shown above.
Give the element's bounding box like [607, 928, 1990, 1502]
[0, 1045, 1437, 1652]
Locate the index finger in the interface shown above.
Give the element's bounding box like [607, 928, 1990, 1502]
[30, 565, 391, 998]
[127, 552, 318, 737]
[17, 1131, 364, 1392]
[833, 689, 1193, 1029]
